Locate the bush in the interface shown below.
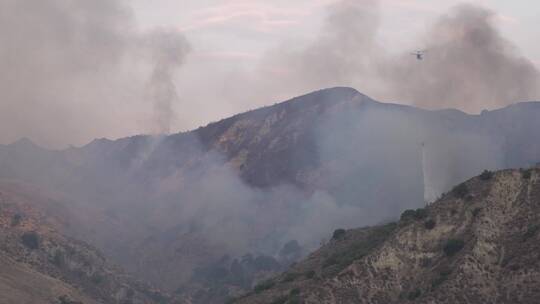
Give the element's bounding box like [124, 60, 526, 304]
[254, 280, 275, 294]
[472, 208, 482, 217]
[522, 169, 532, 179]
[443, 239, 465, 256]
[52, 250, 65, 267]
[479, 170, 493, 180]
[424, 219, 436, 230]
[269, 296, 288, 304]
[289, 288, 301, 296]
[401, 208, 428, 221]
[288, 296, 302, 304]
[332, 228, 346, 240]
[523, 225, 539, 240]
[407, 288, 421, 301]
[431, 269, 451, 289]
[322, 256, 338, 268]
[282, 272, 300, 283]
[58, 296, 83, 304]
[11, 213, 22, 226]
[289, 298, 301, 304]
[91, 273, 104, 285]
[304, 270, 316, 279]
[452, 183, 469, 198]
[21, 231, 39, 250]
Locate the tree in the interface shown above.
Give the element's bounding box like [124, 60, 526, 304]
[479, 170, 493, 180]
[443, 239, 465, 256]
[452, 183, 469, 198]
[21, 231, 39, 250]
[332, 228, 346, 240]
[424, 219, 436, 230]
[11, 213, 22, 226]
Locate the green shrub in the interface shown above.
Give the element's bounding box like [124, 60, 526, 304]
[523, 225, 540, 240]
[522, 169, 532, 179]
[288, 296, 302, 304]
[479, 170, 493, 181]
[452, 183, 469, 198]
[254, 280, 275, 294]
[443, 239, 465, 256]
[11, 213, 22, 226]
[322, 256, 338, 268]
[91, 273, 104, 285]
[52, 250, 65, 267]
[21, 231, 39, 250]
[282, 272, 300, 283]
[472, 208, 482, 217]
[431, 269, 451, 289]
[401, 208, 428, 221]
[332, 228, 346, 240]
[424, 219, 436, 230]
[58, 296, 82, 304]
[269, 296, 288, 304]
[407, 288, 421, 300]
[304, 270, 316, 279]
[289, 288, 301, 296]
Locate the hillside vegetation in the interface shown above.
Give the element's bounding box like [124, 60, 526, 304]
[233, 168, 540, 304]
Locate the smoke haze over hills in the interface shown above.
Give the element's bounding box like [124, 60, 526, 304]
[1, 87, 539, 301]
[0, 0, 538, 147]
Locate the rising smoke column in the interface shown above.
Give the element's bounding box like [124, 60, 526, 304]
[0, 0, 190, 147]
[380, 4, 540, 112]
[144, 30, 190, 135]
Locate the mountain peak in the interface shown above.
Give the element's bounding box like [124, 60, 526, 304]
[8, 137, 43, 151]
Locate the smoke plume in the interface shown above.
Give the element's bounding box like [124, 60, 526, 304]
[144, 30, 190, 134]
[254, 1, 540, 113]
[0, 0, 190, 147]
[383, 4, 540, 112]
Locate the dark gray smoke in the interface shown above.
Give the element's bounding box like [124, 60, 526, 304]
[0, 0, 190, 147]
[383, 4, 540, 112]
[257, 1, 539, 113]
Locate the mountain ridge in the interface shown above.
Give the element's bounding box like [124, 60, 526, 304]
[4, 86, 539, 152]
[0, 87, 539, 303]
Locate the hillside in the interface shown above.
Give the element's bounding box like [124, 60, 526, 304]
[0, 184, 169, 304]
[231, 167, 540, 304]
[0, 87, 539, 302]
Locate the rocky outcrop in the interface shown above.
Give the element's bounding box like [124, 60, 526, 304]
[233, 168, 540, 304]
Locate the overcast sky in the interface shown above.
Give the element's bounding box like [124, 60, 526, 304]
[1, 0, 539, 147]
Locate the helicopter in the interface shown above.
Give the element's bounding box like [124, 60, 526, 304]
[411, 50, 426, 60]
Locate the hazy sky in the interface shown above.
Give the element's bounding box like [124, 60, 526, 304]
[131, 0, 540, 125]
[1, 0, 538, 147]
[132, 0, 540, 65]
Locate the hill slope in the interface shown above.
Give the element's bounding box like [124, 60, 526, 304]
[0, 185, 169, 304]
[0, 87, 539, 302]
[232, 167, 540, 304]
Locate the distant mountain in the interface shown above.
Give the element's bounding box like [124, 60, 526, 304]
[0, 87, 539, 303]
[231, 167, 540, 304]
